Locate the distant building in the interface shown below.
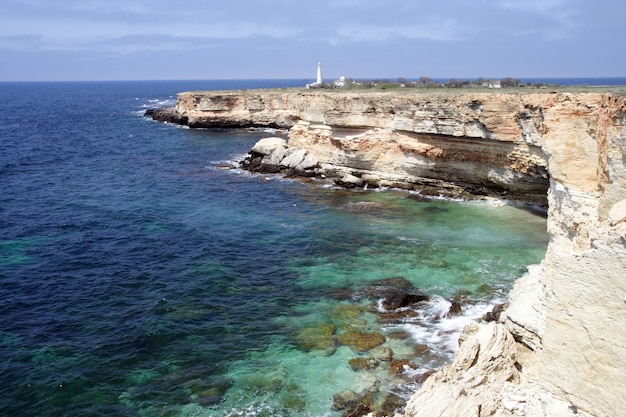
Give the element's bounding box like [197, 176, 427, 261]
[306, 63, 323, 88]
[488, 80, 502, 89]
[334, 76, 346, 88]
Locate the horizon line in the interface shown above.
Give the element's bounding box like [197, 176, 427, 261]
[2, 75, 626, 83]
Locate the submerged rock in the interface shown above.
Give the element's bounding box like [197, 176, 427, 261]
[389, 359, 419, 375]
[371, 346, 393, 362]
[329, 304, 366, 323]
[192, 378, 234, 406]
[342, 403, 375, 417]
[239, 366, 287, 392]
[337, 331, 386, 352]
[294, 323, 336, 356]
[414, 344, 429, 355]
[381, 392, 407, 417]
[386, 330, 411, 340]
[279, 382, 307, 411]
[348, 357, 379, 371]
[332, 389, 360, 411]
[377, 309, 420, 323]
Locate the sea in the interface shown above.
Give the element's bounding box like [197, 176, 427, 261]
[0, 79, 552, 417]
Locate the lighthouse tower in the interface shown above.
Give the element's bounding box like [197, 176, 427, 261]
[316, 62, 323, 85]
[306, 62, 324, 88]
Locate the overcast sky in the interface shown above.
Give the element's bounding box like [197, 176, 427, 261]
[0, 0, 624, 81]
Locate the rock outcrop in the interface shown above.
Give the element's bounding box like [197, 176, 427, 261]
[147, 90, 626, 417]
[149, 90, 556, 205]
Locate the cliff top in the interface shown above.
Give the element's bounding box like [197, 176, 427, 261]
[184, 85, 626, 97]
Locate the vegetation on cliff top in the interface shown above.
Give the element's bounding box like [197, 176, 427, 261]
[305, 76, 626, 95]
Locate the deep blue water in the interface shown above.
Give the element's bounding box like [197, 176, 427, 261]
[0, 80, 548, 417]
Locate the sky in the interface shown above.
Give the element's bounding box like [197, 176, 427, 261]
[0, 0, 624, 81]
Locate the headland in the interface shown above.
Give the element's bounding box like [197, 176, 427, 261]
[146, 88, 626, 417]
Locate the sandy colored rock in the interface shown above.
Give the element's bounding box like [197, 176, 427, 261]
[403, 322, 519, 417]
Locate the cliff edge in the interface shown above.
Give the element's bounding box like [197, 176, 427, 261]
[147, 90, 626, 417]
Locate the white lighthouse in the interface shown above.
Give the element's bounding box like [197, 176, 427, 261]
[316, 62, 323, 85]
[306, 62, 323, 88]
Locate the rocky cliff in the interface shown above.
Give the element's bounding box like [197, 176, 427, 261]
[147, 90, 626, 417]
[149, 90, 554, 205]
[401, 92, 626, 417]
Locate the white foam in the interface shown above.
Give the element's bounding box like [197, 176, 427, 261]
[137, 98, 176, 109]
[385, 295, 493, 362]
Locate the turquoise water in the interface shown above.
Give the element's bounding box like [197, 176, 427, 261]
[0, 80, 548, 416]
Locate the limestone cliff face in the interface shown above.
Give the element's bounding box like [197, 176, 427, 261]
[150, 90, 626, 417]
[170, 90, 556, 204]
[402, 93, 626, 417]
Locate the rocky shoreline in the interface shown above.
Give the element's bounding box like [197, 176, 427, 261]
[146, 89, 626, 417]
[291, 277, 485, 416]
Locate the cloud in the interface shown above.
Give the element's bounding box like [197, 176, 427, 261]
[0, 0, 624, 80]
[496, 0, 568, 14]
[494, 0, 581, 39]
[0, 0, 587, 52]
[335, 19, 460, 43]
[0, 0, 301, 51]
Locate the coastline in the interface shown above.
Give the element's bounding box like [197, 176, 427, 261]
[146, 88, 626, 417]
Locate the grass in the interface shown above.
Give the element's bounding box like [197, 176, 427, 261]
[185, 84, 626, 97]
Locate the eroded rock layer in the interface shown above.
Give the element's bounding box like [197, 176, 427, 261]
[147, 90, 626, 417]
[149, 90, 557, 204]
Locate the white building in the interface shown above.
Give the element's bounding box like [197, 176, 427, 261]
[334, 76, 346, 88]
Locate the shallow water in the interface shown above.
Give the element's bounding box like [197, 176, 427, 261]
[0, 80, 548, 416]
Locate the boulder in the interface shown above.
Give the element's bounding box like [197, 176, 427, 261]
[411, 368, 436, 384]
[281, 148, 307, 168]
[335, 173, 364, 188]
[482, 303, 506, 322]
[446, 299, 463, 317]
[296, 153, 319, 171]
[251, 137, 287, 155]
[264, 145, 288, 166]
[380, 289, 430, 311]
[361, 277, 430, 311]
